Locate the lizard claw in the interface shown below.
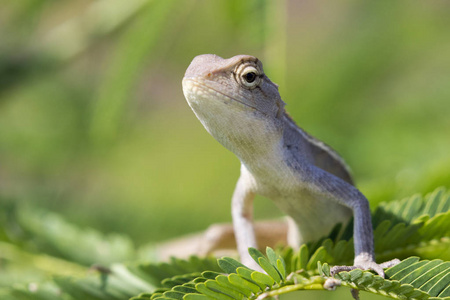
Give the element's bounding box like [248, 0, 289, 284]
[331, 258, 400, 278]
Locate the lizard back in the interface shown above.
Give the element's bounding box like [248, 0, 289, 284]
[282, 113, 354, 185]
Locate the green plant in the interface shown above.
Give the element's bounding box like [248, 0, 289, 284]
[0, 187, 448, 299]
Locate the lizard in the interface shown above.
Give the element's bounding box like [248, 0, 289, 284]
[182, 54, 399, 277]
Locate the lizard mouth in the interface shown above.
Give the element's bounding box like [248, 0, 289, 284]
[182, 78, 258, 111]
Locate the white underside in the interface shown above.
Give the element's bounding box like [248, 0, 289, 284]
[239, 164, 351, 244]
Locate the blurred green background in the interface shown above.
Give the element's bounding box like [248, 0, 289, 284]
[1, 0, 449, 273]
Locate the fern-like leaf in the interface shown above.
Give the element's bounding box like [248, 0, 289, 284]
[1, 187, 448, 300]
[308, 187, 450, 265]
[135, 249, 450, 300]
[0, 202, 135, 266]
[319, 256, 450, 299]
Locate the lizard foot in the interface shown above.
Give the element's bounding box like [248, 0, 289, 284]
[331, 258, 400, 278]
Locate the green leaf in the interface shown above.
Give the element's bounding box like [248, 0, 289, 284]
[389, 261, 429, 280]
[428, 271, 450, 297]
[204, 280, 245, 300]
[251, 271, 275, 287]
[216, 275, 252, 298]
[228, 273, 261, 294]
[201, 272, 222, 280]
[183, 294, 211, 300]
[276, 259, 286, 279]
[196, 282, 234, 300]
[320, 262, 331, 277]
[411, 262, 450, 288]
[265, 247, 278, 267]
[306, 247, 329, 270]
[3, 204, 135, 266]
[173, 286, 197, 294]
[218, 258, 248, 274]
[163, 291, 185, 300]
[265, 247, 285, 279]
[298, 244, 309, 270]
[385, 256, 420, 277]
[399, 259, 443, 283]
[257, 258, 282, 283]
[420, 267, 450, 295]
[236, 268, 266, 290]
[247, 248, 265, 265]
[439, 284, 450, 297]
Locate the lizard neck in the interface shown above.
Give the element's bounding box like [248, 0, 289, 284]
[185, 85, 286, 164]
[204, 108, 285, 165]
[227, 114, 302, 188]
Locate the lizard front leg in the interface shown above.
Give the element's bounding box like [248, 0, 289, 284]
[231, 173, 259, 270]
[305, 165, 399, 278]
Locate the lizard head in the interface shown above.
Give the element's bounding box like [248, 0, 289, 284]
[182, 54, 286, 158]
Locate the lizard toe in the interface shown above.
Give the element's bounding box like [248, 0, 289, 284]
[331, 258, 400, 278]
[379, 258, 401, 269]
[330, 265, 357, 276]
[356, 261, 385, 278]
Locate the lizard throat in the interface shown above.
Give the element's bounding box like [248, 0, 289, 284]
[182, 78, 284, 161]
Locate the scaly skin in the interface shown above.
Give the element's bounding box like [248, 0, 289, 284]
[182, 54, 399, 277]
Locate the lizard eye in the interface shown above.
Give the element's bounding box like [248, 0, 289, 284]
[244, 72, 257, 83]
[236, 64, 261, 89]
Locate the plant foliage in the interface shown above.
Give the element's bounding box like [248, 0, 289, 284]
[0, 187, 449, 300]
[132, 249, 450, 300]
[0, 203, 135, 266]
